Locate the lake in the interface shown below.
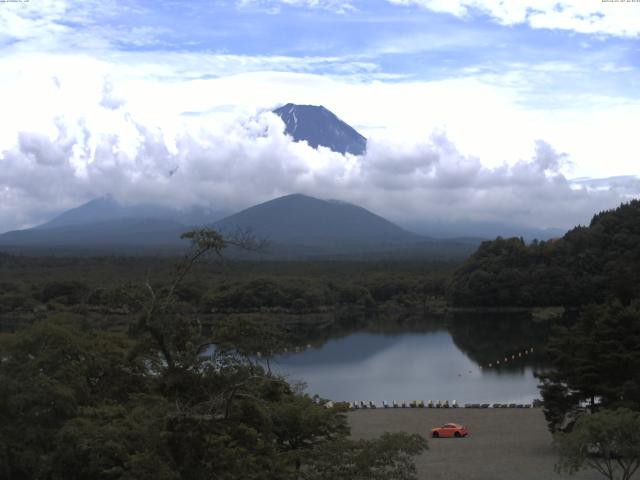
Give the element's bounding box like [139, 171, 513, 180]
[272, 327, 543, 404]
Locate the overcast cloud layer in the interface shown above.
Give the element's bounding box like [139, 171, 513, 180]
[0, 0, 638, 233]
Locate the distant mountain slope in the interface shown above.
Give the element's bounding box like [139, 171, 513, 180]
[213, 194, 420, 253]
[0, 197, 227, 253]
[36, 197, 225, 230]
[0, 218, 187, 251]
[273, 103, 367, 155]
[404, 219, 565, 242]
[0, 193, 478, 259]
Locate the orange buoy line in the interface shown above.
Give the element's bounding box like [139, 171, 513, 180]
[486, 347, 535, 369]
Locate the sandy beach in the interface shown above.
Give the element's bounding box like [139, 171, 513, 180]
[348, 408, 602, 480]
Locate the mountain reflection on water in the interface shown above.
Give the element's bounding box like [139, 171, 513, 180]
[273, 315, 549, 404]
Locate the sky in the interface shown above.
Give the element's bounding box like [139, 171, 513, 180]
[0, 0, 639, 233]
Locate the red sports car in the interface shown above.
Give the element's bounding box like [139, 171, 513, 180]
[431, 423, 469, 438]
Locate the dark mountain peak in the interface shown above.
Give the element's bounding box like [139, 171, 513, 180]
[242, 194, 366, 219]
[273, 103, 367, 156]
[258, 193, 329, 207]
[270, 192, 314, 202]
[213, 193, 420, 254]
[278, 103, 330, 114]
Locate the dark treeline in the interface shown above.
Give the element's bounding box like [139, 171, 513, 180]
[0, 255, 454, 335]
[448, 200, 640, 307]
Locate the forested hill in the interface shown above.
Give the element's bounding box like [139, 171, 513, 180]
[447, 199, 640, 307]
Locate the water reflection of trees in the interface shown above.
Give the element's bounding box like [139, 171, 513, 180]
[447, 312, 551, 372]
[290, 310, 554, 373]
[207, 305, 561, 373]
[288, 310, 444, 350]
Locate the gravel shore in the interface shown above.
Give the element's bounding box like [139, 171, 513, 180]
[348, 408, 601, 480]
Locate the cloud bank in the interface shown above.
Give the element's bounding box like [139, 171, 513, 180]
[237, 0, 356, 14]
[1, 77, 637, 234]
[236, 0, 640, 37]
[0, 2, 638, 234]
[388, 0, 640, 37]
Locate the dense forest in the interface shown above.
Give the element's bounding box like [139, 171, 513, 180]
[538, 301, 640, 432]
[445, 200, 640, 447]
[0, 254, 453, 338]
[0, 231, 432, 480]
[3, 200, 640, 478]
[448, 200, 640, 307]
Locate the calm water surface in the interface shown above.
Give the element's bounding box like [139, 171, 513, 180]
[273, 330, 541, 404]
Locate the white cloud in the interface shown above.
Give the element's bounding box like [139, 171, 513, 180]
[0, 51, 638, 232]
[0, 1, 638, 233]
[0, 80, 637, 234]
[7, 52, 636, 182]
[236, 0, 356, 14]
[0, 0, 162, 54]
[387, 0, 640, 37]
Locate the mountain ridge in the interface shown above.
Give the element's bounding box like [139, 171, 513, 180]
[0, 193, 480, 258]
[36, 196, 226, 230]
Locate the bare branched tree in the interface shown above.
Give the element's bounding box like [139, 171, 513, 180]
[132, 227, 268, 371]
